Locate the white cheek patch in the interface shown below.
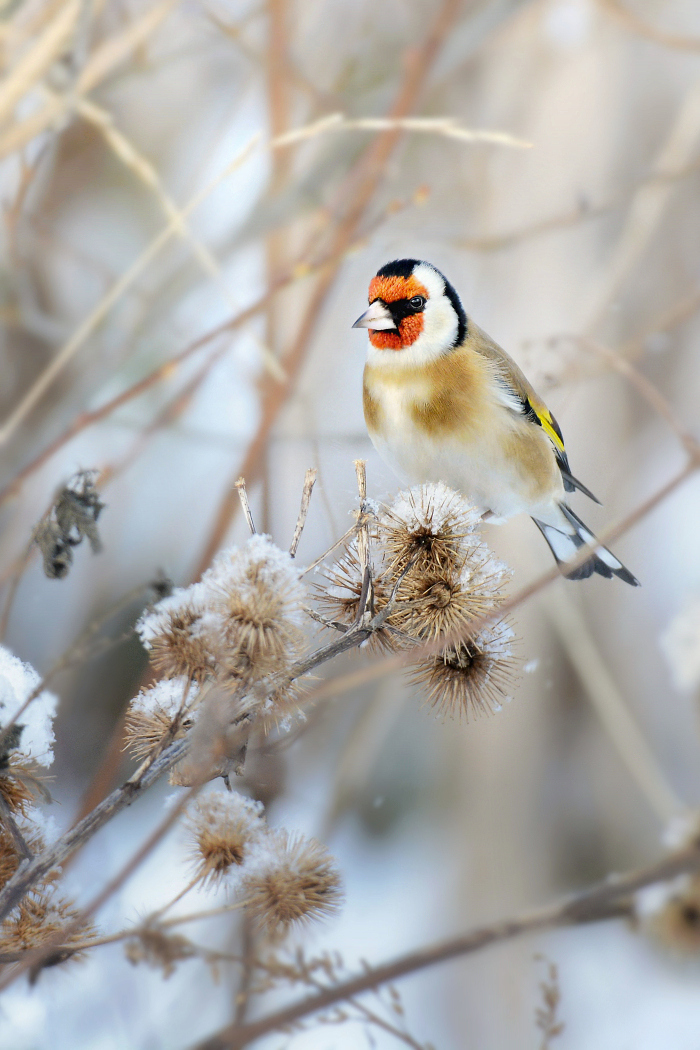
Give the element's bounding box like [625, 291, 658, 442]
[365, 261, 461, 370]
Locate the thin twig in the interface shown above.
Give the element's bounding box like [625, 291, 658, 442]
[1, 784, 199, 989]
[0, 736, 190, 923]
[191, 843, 700, 1050]
[235, 479, 257, 536]
[289, 469, 317, 558]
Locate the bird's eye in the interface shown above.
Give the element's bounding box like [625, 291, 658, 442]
[409, 296, 425, 310]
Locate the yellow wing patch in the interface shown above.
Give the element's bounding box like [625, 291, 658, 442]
[529, 399, 566, 454]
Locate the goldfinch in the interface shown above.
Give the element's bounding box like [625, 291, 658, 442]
[353, 258, 639, 585]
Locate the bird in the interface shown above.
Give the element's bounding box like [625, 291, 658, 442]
[353, 258, 639, 585]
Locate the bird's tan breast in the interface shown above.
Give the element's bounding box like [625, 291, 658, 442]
[363, 346, 491, 441]
[362, 345, 561, 514]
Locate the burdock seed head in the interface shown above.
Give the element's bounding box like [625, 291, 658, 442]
[137, 584, 216, 684]
[202, 535, 306, 683]
[0, 887, 93, 959]
[124, 677, 200, 760]
[185, 790, 266, 885]
[412, 620, 516, 720]
[241, 830, 343, 938]
[318, 542, 398, 652]
[379, 482, 483, 576]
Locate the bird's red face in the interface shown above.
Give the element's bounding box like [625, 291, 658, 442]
[363, 274, 429, 350]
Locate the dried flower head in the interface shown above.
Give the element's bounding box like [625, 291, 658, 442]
[203, 536, 306, 682]
[185, 791, 265, 885]
[379, 483, 483, 576]
[636, 875, 700, 956]
[318, 543, 398, 652]
[391, 551, 510, 644]
[125, 927, 197, 978]
[241, 831, 343, 938]
[412, 620, 516, 719]
[0, 759, 51, 816]
[0, 888, 93, 960]
[0, 645, 58, 768]
[124, 678, 199, 760]
[137, 584, 216, 683]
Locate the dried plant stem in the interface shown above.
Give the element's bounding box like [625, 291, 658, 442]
[353, 460, 372, 623]
[0, 736, 189, 923]
[235, 479, 257, 535]
[55, 899, 252, 956]
[546, 589, 683, 822]
[289, 468, 317, 557]
[0, 579, 151, 751]
[580, 338, 700, 458]
[585, 76, 700, 334]
[149, 874, 205, 921]
[0, 1, 180, 160]
[0, 781, 199, 990]
[192, 844, 700, 1050]
[0, 130, 262, 448]
[0, 538, 34, 639]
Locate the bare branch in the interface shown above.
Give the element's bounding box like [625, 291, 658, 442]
[190, 844, 700, 1050]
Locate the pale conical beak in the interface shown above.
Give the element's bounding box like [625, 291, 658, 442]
[352, 300, 397, 331]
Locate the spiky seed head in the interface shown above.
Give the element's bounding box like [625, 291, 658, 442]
[412, 620, 516, 719]
[318, 543, 398, 652]
[124, 678, 199, 760]
[137, 585, 215, 683]
[125, 928, 197, 977]
[185, 791, 265, 885]
[379, 483, 483, 577]
[0, 759, 50, 816]
[391, 562, 507, 644]
[241, 831, 343, 938]
[0, 887, 93, 959]
[203, 536, 306, 684]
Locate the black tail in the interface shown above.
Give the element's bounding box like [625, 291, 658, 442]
[533, 505, 640, 586]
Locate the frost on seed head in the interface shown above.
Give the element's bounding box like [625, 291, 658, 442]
[0, 888, 94, 958]
[380, 483, 484, 575]
[202, 535, 306, 683]
[0, 645, 58, 768]
[241, 829, 344, 938]
[125, 677, 200, 760]
[411, 620, 516, 720]
[137, 583, 216, 683]
[185, 790, 266, 885]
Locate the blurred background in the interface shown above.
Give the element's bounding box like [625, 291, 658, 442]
[1, 0, 700, 1046]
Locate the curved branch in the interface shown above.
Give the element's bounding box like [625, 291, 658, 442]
[191, 844, 700, 1050]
